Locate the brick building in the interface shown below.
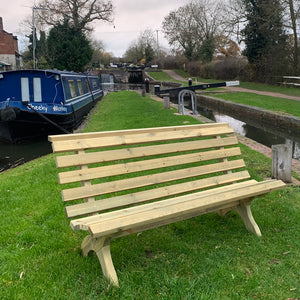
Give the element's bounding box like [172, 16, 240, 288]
[0, 17, 22, 71]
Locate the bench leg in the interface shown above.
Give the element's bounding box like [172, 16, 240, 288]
[235, 200, 262, 237]
[81, 235, 119, 287]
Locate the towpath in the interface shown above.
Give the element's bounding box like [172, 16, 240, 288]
[163, 69, 300, 102]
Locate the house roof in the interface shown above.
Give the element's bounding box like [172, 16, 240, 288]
[0, 61, 11, 66]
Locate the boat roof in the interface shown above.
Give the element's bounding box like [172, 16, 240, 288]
[0, 69, 98, 77]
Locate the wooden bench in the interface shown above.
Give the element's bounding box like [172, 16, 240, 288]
[48, 123, 286, 286]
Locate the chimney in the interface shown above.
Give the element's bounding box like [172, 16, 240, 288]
[0, 17, 3, 31]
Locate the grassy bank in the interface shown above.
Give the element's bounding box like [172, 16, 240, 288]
[213, 92, 300, 117]
[147, 71, 184, 84]
[1, 92, 299, 299]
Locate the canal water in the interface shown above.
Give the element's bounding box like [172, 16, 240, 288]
[0, 138, 52, 172]
[198, 107, 300, 160]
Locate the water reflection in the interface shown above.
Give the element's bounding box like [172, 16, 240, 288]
[204, 111, 300, 160]
[0, 138, 52, 172]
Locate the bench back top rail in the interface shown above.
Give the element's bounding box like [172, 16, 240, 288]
[49, 123, 249, 220]
[49, 123, 235, 152]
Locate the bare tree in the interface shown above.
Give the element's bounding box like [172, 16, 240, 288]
[124, 29, 156, 64]
[223, 0, 247, 44]
[35, 0, 114, 32]
[282, 0, 300, 73]
[162, 0, 226, 62]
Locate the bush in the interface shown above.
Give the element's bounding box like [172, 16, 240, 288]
[185, 56, 248, 80]
[185, 61, 201, 76]
[212, 56, 248, 80]
[163, 55, 186, 69]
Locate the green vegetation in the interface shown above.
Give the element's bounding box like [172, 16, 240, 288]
[1, 91, 299, 299]
[83, 91, 198, 132]
[214, 92, 300, 117]
[239, 82, 300, 97]
[47, 20, 93, 72]
[148, 71, 185, 85]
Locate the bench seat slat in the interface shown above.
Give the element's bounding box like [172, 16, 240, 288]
[70, 180, 284, 236]
[59, 147, 242, 184]
[70, 179, 258, 230]
[66, 170, 251, 218]
[62, 159, 246, 202]
[84, 180, 286, 238]
[56, 136, 239, 168]
[51, 124, 234, 153]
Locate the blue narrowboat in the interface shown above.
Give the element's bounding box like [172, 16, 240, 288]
[0, 69, 103, 143]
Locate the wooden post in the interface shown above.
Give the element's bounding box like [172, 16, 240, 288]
[163, 96, 170, 109]
[271, 144, 292, 182]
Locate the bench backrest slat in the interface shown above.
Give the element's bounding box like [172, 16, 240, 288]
[55, 136, 238, 168]
[62, 159, 246, 202]
[59, 147, 242, 184]
[49, 123, 234, 152]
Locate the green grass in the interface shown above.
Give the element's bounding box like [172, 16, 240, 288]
[239, 81, 300, 97]
[1, 91, 299, 299]
[83, 91, 199, 132]
[148, 71, 185, 85]
[213, 92, 300, 117]
[173, 69, 225, 84]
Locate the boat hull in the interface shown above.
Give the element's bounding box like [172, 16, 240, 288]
[0, 95, 102, 143]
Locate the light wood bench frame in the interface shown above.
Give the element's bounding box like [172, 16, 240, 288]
[49, 123, 285, 286]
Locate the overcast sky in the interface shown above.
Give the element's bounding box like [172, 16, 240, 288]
[0, 0, 189, 57]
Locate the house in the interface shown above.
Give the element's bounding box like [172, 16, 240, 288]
[0, 17, 22, 71]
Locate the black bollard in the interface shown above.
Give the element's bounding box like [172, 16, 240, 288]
[145, 78, 150, 93]
[188, 78, 192, 86]
[154, 85, 160, 95]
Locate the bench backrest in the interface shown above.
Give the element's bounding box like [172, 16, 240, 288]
[49, 123, 250, 220]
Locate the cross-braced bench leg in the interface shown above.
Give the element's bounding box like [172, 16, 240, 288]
[235, 199, 262, 237]
[81, 235, 119, 286]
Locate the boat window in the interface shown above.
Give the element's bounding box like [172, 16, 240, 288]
[68, 80, 77, 98]
[21, 77, 30, 102]
[85, 79, 91, 92]
[77, 79, 84, 95]
[33, 77, 42, 102]
[92, 79, 97, 89]
[81, 78, 89, 93]
[62, 78, 71, 100]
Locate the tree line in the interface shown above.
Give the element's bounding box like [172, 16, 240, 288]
[22, 0, 114, 72]
[124, 0, 299, 83]
[22, 0, 299, 83]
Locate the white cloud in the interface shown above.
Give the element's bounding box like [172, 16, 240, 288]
[1, 0, 189, 56]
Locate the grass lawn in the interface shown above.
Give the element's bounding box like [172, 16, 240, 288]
[147, 71, 185, 85]
[0, 91, 299, 299]
[212, 92, 300, 117]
